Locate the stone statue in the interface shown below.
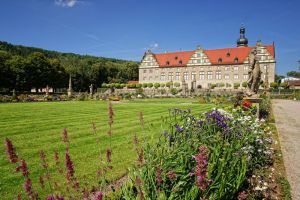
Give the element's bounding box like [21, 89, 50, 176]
[246, 48, 261, 96]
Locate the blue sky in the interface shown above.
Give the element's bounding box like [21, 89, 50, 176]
[0, 0, 299, 75]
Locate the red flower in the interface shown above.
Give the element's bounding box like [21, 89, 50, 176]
[65, 150, 74, 181]
[242, 100, 252, 109]
[4, 138, 18, 163]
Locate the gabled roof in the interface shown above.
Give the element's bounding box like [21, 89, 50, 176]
[153, 51, 195, 67]
[150, 45, 275, 67]
[204, 47, 252, 65]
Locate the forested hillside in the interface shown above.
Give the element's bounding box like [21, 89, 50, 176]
[0, 41, 139, 92]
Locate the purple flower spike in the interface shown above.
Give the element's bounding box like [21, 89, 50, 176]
[4, 138, 18, 163]
[175, 124, 184, 133]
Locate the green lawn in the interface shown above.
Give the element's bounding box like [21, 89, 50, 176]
[0, 99, 213, 199]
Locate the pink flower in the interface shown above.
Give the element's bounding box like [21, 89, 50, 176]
[167, 171, 177, 180]
[54, 150, 59, 165]
[65, 150, 74, 181]
[39, 150, 48, 169]
[238, 191, 248, 200]
[156, 167, 163, 188]
[39, 175, 45, 189]
[62, 128, 69, 145]
[106, 149, 112, 163]
[4, 138, 18, 163]
[16, 159, 29, 177]
[95, 192, 104, 200]
[23, 178, 34, 198]
[190, 145, 211, 191]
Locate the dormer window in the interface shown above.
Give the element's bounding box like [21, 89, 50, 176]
[218, 58, 222, 63]
[179, 60, 183, 65]
[234, 57, 239, 63]
[175, 56, 178, 60]
[166, 61, 170, 65]
[226, 52, 230, 57]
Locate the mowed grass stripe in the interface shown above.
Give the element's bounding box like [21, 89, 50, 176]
[0, 100, 213, 199]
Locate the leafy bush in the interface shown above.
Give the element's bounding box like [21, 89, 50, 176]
[170, 88, 178, 95]
[142, 83, 148, 88]
[121, 108, 273, 199]
[136, 83, 142, 88]
[160, 83, 165, 88]
[242, 82, 247, 88]
[270, 82, 278, 89]
[154, 83, 160, 89]
[147, 83, 153, 88]
[166, 82, 173, 88]
[234, 83, 240, 89]
[174, 82, 180, 87]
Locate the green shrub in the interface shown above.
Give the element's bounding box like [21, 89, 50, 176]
[174, 82, 181, 87]
[147, 83, 153, 88]
[170, 88, 178, 95]
[166, 82, 173, 88]
[142, 83, 148, 88]
[242, 81, 247, 88]
[270, 82, 278, 89]
[160, 83, 165, 88]
[234, 82, 240, 89]
[101, 83, 107, 88]
[154, 83, 160, 89]
[136, 83, 142, 88]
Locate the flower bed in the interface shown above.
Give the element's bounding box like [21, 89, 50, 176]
[120, 107, 274, 199]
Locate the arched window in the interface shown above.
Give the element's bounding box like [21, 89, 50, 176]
[179, 60, 183, 65]
[234, 57, 239, 63]
[226, 52, 230, 57]
[166, 61, 170, 65]
[218, 58, 222, 63]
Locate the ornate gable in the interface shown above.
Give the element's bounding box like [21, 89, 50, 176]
[139, 50, 159, 68]
[187, 46, 211, 66]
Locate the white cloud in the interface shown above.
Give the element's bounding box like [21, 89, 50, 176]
[146, 43, 159, 51]
[55, 0, 78, 8]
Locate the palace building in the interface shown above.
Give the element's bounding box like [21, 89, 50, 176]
[138, 27, 275, 89]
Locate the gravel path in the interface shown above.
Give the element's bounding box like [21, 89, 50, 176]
[272, 99, 300, 200]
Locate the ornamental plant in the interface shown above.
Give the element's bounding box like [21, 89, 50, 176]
[121, 107, 273, 199]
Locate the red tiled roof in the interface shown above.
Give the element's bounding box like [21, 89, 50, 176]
[152, 45, 275, 67]
[204, 47, 252, 65]
[127, 80, 139, 84]
[153, 51, 195, 67]
[287, 80, 300, 86]
[265, 45, 275, 58]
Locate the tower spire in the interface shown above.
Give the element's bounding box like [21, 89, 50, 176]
[237, 26, 248, 47]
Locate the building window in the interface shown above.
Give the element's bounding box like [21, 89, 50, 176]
[143, 76, 147, 80]
[168, 72, 173, 81]
[208, 71, 213, 80]
[143, 69, 147, 73]
[175, 56, 178, 60]
[218, 58, 222, 63]
[217, 66, 220, 70]
[149, 76, 152, 80]
[234, 57, 239, 63]
[234, 66, 239, 71]
[184, 72, 189, 80]
[234, 74, 239, 79]
[216, 71, 222, 79]
[175, 72, 180, 80]
[224, 74, 229, 80]
[179, 60, 183, 65]
[243, 74, 248, 80]
[191, 72, 196, 80]
[225, 66, 230, 71]
[149, 69, 153, 73]
[263, 65, 267, 70]
[261, 56, 265, 61]
[160, 73, 165, 81]
[199, 71, 205, 80]
[200, 67, 204, 71]
[226, 52, 230, 57]
[166, 61, 170, 65]
[244, 66, 248, 71]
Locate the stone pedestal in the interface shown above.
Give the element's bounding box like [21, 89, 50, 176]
[243, 97, 262, 119]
